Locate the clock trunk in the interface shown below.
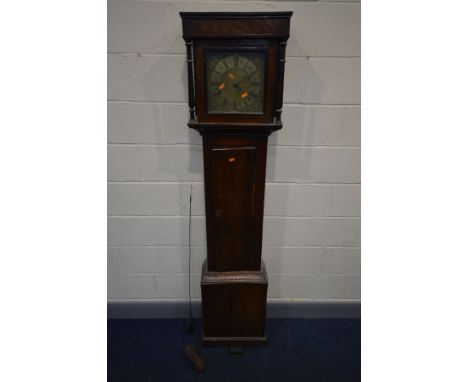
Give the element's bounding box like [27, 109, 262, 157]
[203, 134, 267, 272]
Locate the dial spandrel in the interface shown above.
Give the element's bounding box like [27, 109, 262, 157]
[206, 51, 266, 114]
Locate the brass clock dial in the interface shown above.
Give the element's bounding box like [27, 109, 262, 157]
[206, 51, 266, 114]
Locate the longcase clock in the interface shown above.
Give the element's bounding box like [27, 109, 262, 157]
[180, 11, 292, 346]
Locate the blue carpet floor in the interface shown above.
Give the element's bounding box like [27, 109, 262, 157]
[108, 319, 360, 382]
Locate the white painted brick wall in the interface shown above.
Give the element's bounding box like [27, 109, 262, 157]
[108, 0, 361, 303]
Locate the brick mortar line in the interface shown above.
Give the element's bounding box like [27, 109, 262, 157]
[108, 245, 360, 249]
[121, 273, 360, 277]
[107, 298, 360, 302]
[108, 214, 361, 218]
[107, 181, 361, 185]
[108, 52, 361, 59]
[107, 99, 361, 106]
[109, 215, 360, 218]
[107, 143, 360, 148]
[108, 181, 360, 184]
[107, 215, 360, 219]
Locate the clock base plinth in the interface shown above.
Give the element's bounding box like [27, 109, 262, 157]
[201, 261, 268, 347]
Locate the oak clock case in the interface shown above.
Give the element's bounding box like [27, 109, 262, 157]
[180, 12, 292, 347]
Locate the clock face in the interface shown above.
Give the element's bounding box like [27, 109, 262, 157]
[206, 51, 266, 114]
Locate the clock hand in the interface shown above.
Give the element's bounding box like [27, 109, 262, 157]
[234, 80, 252, 93]
[235, 85, 250, 101]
